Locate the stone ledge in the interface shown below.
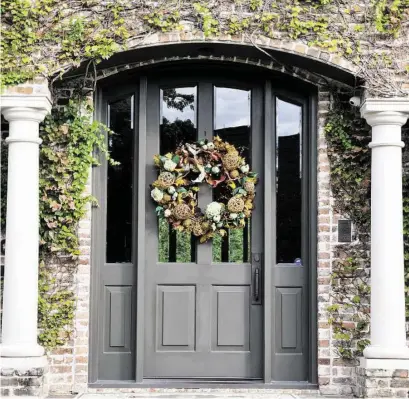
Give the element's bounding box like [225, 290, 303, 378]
[0, 358, 49, 398]
[355, 366, 409, 398]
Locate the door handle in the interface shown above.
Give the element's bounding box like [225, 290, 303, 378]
[254, 268, 260, 302]
[252, 253, 262, 305]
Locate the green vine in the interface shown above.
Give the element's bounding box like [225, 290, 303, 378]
[143, 10, 182, 32]
[193, 3, 220, 36]
[2, 0, 408, 95]
[325, 98, 409, 361]
[36, 98, 112, 348]
[373, 0, 409, 37]
[324, 95, 372, 360]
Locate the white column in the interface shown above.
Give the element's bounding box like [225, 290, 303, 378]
[0, 91, 51, 358]
[361, 98, 409, 362]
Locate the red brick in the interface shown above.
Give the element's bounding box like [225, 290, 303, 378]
[75, 356, 88, 364]
[51, 348, 73, 356]
[319, 377, 330, 385]
[393, 369, 409, 378]
[50, 366, 72, 374]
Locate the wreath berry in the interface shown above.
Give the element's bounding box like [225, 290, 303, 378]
[150, 136, 258, 243]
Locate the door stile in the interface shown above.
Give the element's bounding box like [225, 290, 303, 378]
[89, 88, 104, 383]
[250, 84, 265, 377]
[308, 94, 318, 385]
[135, 76, 148, 382]
[301, 96, 310, 382]
[195, 81, 214, 354]
[263, 80, 274, 383]
[196, 81, 214, 266]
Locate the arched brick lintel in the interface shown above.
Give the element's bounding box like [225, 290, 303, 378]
[94, 34, 359, 89]
[130, 33, 357, 75]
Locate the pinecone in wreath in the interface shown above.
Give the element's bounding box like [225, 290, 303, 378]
[243, 181, 255, 194]
[227, 196, 245, 213]
[173, 203, 191, 220]
[192, 221, 204, 236]
[222, 152, 240, 171]
[158, 172, 175, 187]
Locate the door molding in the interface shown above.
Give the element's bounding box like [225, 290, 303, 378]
[135, 76, 148, 381]
[90, 64, 318, 386]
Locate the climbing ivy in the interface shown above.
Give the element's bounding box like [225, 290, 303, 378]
[324, 95, 372, 360]
[325, 98, 370, 359]
[36, 98, 113, 348]
[1, 0, 409, 95]
[325, 95, 409, 360]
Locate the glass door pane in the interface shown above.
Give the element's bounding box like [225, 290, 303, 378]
[212, 86, 251, 263]
[158, 87, 197, 262]
[106, 96, 134, 263]
[276, 98, 302, 264]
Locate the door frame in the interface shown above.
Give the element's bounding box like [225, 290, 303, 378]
[89, 63, 317, 387]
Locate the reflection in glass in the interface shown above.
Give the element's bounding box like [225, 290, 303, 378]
[159, 87, 197, 263]
[106, 96, 134, 263]
[213, 87, 251, 263]
[276, 98, 302, 263]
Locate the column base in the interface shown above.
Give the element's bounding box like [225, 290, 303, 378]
[355, 358, 409, 398]
[0, 356, 49, 398]
[0, 343, 44, 357]
[364, 345, 409, 360]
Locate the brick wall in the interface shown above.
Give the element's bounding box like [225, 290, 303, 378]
[315, 89, 359, 396]
[45, 185, 91, 394]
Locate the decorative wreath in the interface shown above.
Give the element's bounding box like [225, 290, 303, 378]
[150, 136, 258, 243]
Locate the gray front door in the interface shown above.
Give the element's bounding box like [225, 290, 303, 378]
[91, 69, 315, 384]
[144, 77, 264, 378]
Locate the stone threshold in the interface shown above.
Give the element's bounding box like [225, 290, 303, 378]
[47, 391, 336, 399]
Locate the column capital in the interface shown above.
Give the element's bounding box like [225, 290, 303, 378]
[361, 97, 409, 127]
[1, 81, 52, 124]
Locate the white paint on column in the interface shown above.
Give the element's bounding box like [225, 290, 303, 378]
[0, 92, 51, 357]
[361, 99, 409, 360]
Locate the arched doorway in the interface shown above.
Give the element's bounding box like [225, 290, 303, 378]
[90, 63, 318, 386]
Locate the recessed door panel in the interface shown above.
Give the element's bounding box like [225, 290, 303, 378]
[105, 286, 132, 350]
[212, 286, 250, 350]
[275, 287, 302, 351]
[157, 285, 196, 350]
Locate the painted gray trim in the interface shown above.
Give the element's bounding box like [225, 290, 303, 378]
[135, 76, 147, 382]
[263, 80, 273, 384]
[196, 82, 213, 266]
[89, 88, 104, 384]
[308, 93, 318, 385]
